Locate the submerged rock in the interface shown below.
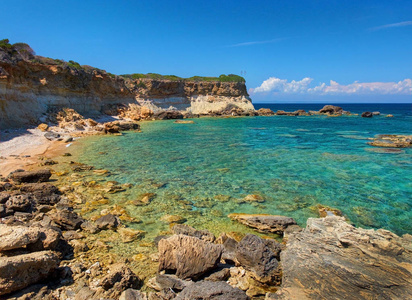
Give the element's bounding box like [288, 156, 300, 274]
[0, 251, 60, 296]
[368, 134, 412, 148]
[228, 213, 297, 234]
[274, 216, 412, 299]
[158, 234, 223, 280]
[175, 280, 248, 300]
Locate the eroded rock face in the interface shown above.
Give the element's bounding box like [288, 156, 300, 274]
[9, 169, 52, 184]
[0, 251, 60, 296]
[275, 216, 412, 300]
[318, 105, 343, 115]
[100, 264, 142, 297]
[158, 234, 223, 280]
[228, 213, 297, 234]
[236, 234, 281, 284]
[0, 224, 40, 251]
[175, 280, 248, 300]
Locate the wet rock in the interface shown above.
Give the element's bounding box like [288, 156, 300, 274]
[368, 134, 412, 148]
[9, 169, 52, 184]
[118, 228, 145, 243]
[154, 111, 184, 120]
[175, 280, 248, 300]
[158, 234, 223, 280]
[0, 224, 40, 251]
[257, 108, 275, 116]
[95, 213, 120, 230]
[228, 213, 297, 234]
[100, 264, 142, 297]
[120, 289, 148, 300]
[319, 105, 343, 115]
[361, 111, 373, 118]
[174, 120, 195, 124]
[160, 214, 186, 224]
[275, 216, 412, 299]
[372, 111, 380, 115]
[0, 251, 60, 296]
[5, 194, 32, 212]
[51, 209, 84, 230]
[80, 221, 99, 234]
[171, 224, 215, 242]
[243, 194, 265, 202]
[236, 234, 280, 284]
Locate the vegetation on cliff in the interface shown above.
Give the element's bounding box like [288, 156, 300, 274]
[1, 39, 245, 83]
[121, 73, 246, 83]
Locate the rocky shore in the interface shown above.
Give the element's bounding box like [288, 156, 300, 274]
[1, 168, 411, 299]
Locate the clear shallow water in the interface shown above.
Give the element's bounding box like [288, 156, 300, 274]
[69, 104, 412, 236]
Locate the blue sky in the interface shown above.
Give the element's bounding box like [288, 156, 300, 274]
[2, 0, 412, 103]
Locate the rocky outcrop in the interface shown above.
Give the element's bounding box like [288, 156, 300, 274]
[361, 111, 373, 117]
[228, 213, 297, 234]
[158, 234, 223, 280]
[368, 134, 412, 148]
[273, 216, 412, 300]
[175, 281, 248, 300]
[0, 42, 255, 128]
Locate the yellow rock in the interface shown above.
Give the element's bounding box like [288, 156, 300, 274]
[37, 123, 49, 131]
[118, 228, 145, 243]
[160, 214, 186, 224]
[132, 253, 148, 261]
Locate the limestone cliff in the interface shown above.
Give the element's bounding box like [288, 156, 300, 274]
[0, 41, 254, 128]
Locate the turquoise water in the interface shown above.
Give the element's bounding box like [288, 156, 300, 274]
[70, 104, 412, 236]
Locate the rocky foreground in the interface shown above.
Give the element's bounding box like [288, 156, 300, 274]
[1, 169, 411, 299]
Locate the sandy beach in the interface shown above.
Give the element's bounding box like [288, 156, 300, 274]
[0, 128, 67, 177]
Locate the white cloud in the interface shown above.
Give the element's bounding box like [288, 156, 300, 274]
[369, 21, 412, 31]
[226, 38, 288, 47]
[250, 77, 412, 95]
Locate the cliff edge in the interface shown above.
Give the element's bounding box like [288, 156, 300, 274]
[0, 40, 254, 128]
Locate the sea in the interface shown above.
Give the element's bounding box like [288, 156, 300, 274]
[65, 103, 412, 239]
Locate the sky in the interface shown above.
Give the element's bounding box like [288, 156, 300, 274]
[2, 0, 412, 103]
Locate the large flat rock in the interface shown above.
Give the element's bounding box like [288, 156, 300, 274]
[228, 213, 297, 234]
[273, 216, 412, 300]
[0, 251, 60, 296]
[0, 224, 40, 251]
[158, 234, 223, 280]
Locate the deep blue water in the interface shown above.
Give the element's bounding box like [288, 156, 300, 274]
[70, 103, 412, 237]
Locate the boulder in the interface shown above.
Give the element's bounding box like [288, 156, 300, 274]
[9, 169, 52, 184]
[119, 289, 148, 300]
[236, 234, 280, 283]
[318, 105, 343, 115]
[175, 281, 248, 300]
[275, 216, 412, 299]
[44, 131, 60, 141]
[172, 224, 215, 242]
[0, 251, 59, 296]
[228, 213, 297, 234]
[155, 274, 193, 291]
[0, 224, 40, 251]
[95, 213, 120, 230]
[51, 209, 84, 230]
[5, 194, 32, 212]
[158, 234, 223, 280]
[361, 111, 373, 118]
[100, 264, 142, 297]
[27, 226, 62, 251]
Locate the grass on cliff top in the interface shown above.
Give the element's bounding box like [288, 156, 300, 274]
[120, 73, 246, 83]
